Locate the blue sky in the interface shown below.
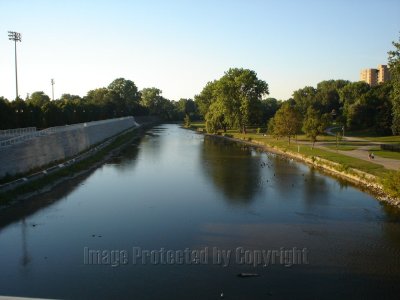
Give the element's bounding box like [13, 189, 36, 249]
[0, 0, 399, 101]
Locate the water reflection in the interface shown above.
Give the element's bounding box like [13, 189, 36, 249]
[0, 171, 93, 230]
[107, 136, 142, 172]
[20, 218, 31, 266]
[200, 136, 261, 204]
[303, 169, 329, 206]
[1, 124, 400, 299]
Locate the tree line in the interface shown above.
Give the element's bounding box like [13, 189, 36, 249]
[194, 37, 400, 141]
[0, 78, 199, 129]
[1, 36, 399, 137]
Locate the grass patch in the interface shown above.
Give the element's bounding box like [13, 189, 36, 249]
[217, 130, 387, 177]
[369, 148, 400, 160]
[362, 136, 400, 143]
[190, 122, 206, 130]
[189, 126, 389, 176]
[381, 171, 400, 199]
[324, 144, 359, 151]
[296, 134, 337, 142]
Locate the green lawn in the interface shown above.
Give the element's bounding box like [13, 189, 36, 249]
[228, 132, 387, 176]
[369, 148, 400, 160]
[296, 134, 337, 142]
[186, 125, 390, 176]
[324, 144, 359, 151]
[361, 136, 400, 143]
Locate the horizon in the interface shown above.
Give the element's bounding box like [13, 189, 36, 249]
[0, 0, 399, 101]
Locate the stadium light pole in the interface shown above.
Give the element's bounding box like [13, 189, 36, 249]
[8, 31, 22, 100]
[51, 78, 55, 100]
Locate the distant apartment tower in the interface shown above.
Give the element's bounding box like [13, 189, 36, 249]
[360, 64, 390, 86]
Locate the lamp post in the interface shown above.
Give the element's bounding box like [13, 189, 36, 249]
[8, 31, 22, 100]
[51, 78, 55, 101]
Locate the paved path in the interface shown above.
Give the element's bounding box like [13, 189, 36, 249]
[309, 127, 400, 171]
[317, 144, 400, 171]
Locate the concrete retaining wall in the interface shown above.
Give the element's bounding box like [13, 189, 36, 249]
[0, 117, 138, 178]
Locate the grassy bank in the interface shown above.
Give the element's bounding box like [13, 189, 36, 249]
[190, 122, 400, 206]
[192, 123, 386, 176]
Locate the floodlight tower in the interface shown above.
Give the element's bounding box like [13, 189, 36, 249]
[51, 78, 55, 100]
[8, 31, 22, 100]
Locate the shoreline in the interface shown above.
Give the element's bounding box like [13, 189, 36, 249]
[0, 123, 156, 209]
[201, 132, 400, 209]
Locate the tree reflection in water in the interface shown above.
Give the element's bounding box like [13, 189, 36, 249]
[200, 136, 262, 205]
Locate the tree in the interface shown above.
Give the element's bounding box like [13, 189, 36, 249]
[372, 82, 393, 135]
[184, 114, 191, 128]
[203, 68, 268, 133]
[315, 80, 350, 114]
[26, 91, 50, 108]
[260, 97, 280, 124]
[302, 107, 329, 148]
[108, 78, 140, 114]
[108, 78, 140, 103]
[293, 86, 317, 114]
[388, 35, 400, 134]
[219, 68, 268, 133]
[268, 102, 302, 144]
[42, 102, 63, 127]
[0, 97, 12, 129]
[205, 101, 227, 133]
[140, 87, 164, 115]
[194, 81, 218, 118]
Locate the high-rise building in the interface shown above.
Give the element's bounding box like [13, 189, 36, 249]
[360, 69, 378, 86]
[360, 64, 390, 86]
[377, 64, 390, 84]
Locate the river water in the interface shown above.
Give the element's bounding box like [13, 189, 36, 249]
[1, 124, 400, 299]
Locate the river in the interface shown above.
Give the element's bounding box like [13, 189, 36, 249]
[0, 124, 400, 299]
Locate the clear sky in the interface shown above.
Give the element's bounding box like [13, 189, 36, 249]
[0, 0, 399, 101]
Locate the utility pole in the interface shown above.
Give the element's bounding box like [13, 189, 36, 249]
[8, 31, 22, 100]
[51, 78, 55, 101]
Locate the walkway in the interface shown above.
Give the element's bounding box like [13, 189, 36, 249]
[313, 127, 400, 171]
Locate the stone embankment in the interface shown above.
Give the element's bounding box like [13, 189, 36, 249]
[0, 117, 138, 178]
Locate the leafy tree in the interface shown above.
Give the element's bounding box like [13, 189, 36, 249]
[177, 98, 195, 114]
[260, 97, 281, 124]
[0, 97, 13, 129]
[60, 94, 82, 102]
[205, 101, 227, 133]
[140, 87, 165, 115]
[42, 102, 63, 127]
[194, 81, 218, 118]
[219, 68, 268, 133]
[338, 81, 370, 105]
[388, 35, 400, 134]
[184, 114, 191, 128]
[293, 86, 317, 114]
[315, 80, 350, 114]
[268, 102, 302, 144]
[302, 107, 329, 148]
[108, 78, 140, 103]
[372, 82, 393, 134]
[26, 91, 51, 108]
[9, 99, 28, 128]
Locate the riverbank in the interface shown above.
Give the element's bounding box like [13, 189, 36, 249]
[0, 122, 156, 208]
[190, 126, 400, 208]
